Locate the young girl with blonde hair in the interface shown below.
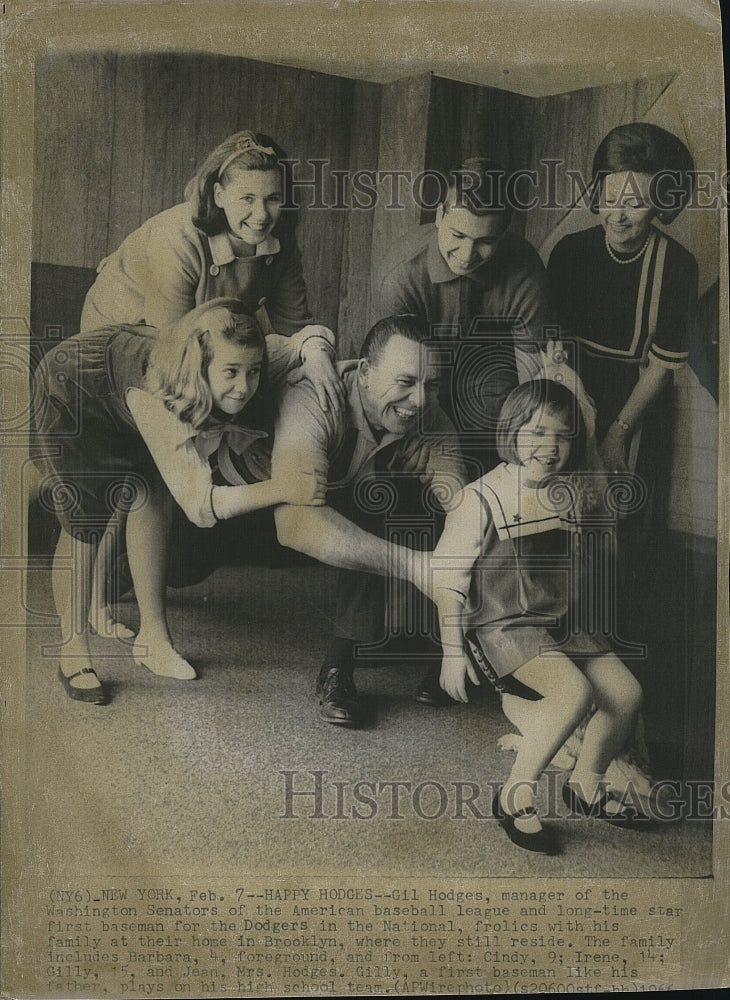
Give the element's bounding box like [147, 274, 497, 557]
[35, 299, 329, 704]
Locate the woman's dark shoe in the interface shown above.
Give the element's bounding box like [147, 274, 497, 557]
[493, 788, 559, 855]
[562, 780, 650, 828]
[57, 666, 107, 705]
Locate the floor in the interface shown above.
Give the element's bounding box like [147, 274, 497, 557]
[21, 555, 714, 880]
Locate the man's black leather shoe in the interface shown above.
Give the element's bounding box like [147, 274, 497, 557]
[414, 667, 455, 707]
[316, 667, 360, 727]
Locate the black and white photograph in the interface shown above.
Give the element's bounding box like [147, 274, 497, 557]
[1, 0, 727, 995]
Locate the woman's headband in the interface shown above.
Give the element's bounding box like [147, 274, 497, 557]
[218, 136, 278, 179]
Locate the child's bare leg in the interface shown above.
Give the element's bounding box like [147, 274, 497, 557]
[501, 652, 592, 832]
[51, 528, 103, 695]
[88, 513, 135, 640]
[126, 475, 196, 680]
[568, 654, 643, 808]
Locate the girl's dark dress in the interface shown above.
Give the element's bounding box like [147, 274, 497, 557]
[436, 462, 611, 682]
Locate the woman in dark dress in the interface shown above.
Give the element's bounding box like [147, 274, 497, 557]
[547, 123, 697, 522]
[546, 124, 700, 793]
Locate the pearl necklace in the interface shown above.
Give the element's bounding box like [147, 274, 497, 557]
[605, 230, 652, 265]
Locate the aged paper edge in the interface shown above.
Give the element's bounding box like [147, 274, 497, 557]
[1, 0, 728, 995]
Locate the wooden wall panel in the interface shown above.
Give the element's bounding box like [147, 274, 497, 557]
[33, 54, 115, 267]
[140, 55, 202, 225]
[32, 53, 353, 334]
[107, 56, 147, 254]
[193, 55, 247, 170]
[273, 67, 354, 333]
[644, 64, 722, 297]
[424, 77, 535, 236]
[337, 80, 382, 359]
[80, 54, 117, 265]
[368, 73, 432, 328]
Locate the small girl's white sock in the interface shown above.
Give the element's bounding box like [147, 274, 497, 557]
[569, 770, 626, 817]
[568, 770, 606, 804]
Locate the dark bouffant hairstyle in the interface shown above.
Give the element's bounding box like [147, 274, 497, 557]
[589, 122, 695, 224]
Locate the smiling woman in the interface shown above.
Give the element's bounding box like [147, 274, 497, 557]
[598, 171, 657, 257]
[547, 123, 698, 486]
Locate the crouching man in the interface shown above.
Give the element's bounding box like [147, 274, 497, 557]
[272, 315, 467, 727]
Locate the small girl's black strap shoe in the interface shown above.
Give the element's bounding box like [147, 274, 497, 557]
[493, 789, 560, 855]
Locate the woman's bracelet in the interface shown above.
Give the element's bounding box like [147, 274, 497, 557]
[615, 417, 631, 433]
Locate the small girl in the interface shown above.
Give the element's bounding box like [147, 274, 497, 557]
[35, 299, 330, 705]
[431, 379, 644, 854]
